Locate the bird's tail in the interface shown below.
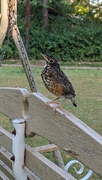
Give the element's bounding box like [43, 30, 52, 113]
[71, 97, 77, 107]
[73, 101, 77, 107]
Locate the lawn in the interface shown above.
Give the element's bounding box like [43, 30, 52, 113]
[0, 64, 102, 179]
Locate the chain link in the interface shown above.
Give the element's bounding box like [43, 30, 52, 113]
[9, 0, 37, 92]
[16, 27, 37, 92]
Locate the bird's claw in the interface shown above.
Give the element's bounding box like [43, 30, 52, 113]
[52, 104, 63, 113]
[45, 101, 62, 115]
[45, 101, 59, 109]
[45, 101, 52, 109]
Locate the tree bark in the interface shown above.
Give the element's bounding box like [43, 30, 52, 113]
[43, 0, 48, 28]
[70, 0, 75, 3]
[25, 0, 30, 55]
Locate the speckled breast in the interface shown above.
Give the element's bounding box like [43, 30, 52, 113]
[41, 66, 64, 97]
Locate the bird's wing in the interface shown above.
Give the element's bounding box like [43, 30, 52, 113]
[49, 67, 76, 96]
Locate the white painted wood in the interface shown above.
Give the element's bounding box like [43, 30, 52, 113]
[12, 119, 27, 180]
[0, 87, 29, 119]
[26, 92, 102, 176]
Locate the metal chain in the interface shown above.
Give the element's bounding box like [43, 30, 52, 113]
[8, 0, 37, 92]
[16, 27, 37, 92]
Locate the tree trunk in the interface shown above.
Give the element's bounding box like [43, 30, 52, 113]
[43, 0, 48, 28]
[69, 0, 75, 3]
[86, 0, 90, 7]
[25, 0, 30, 55]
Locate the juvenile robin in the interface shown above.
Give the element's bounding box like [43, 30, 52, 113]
[41, 53, 77, 110]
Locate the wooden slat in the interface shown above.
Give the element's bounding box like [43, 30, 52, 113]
[0, 160, 14, 180]
[0, 144, 14, 180]
[0, 171, 10, 180]
[0, 145, 41, 180]
[26, 92, 102, 176]
[53, 150, 65, 169]
[0, 127, 12, 152]
[0, 146, 12, 170]
[25, 167, 41, 180]
[25, 145, 75, 180]
[33, 144, 59, 153]
[0, 128, 75, 180]
[0, 88, 29, 119]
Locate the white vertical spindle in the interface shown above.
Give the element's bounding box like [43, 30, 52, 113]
[12, 119, 27, 180]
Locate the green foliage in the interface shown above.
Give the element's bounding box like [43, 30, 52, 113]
[1, 0, 102, 62]
[75, 5, 89, 15]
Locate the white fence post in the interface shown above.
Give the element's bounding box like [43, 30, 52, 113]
[11, 119, 27, 180]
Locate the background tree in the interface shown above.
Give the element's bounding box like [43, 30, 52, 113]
[2, 0, 102, 62]
[43, 0, 48, 28]
[25, 0, 30, 54]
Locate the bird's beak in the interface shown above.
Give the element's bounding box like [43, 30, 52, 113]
[40, 53, 50, 63]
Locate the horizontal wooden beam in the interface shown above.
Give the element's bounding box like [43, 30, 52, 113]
[26, 92, 102, 176]
[33, 144, 59, 153]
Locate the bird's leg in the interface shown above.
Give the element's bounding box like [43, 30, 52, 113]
[52, 97, 66, 112]
[52, 103, 62, 113]
[45, 97, 65, 114]
[45, 97, 60, 108]
[59, 97, 66, 104]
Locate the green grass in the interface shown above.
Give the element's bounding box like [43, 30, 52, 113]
[0, 65, 102, 179]
[3, 59, 102, 67]
[60, 61, 102, 67]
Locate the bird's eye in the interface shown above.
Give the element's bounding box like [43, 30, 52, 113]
[49, 59, 54, 63]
